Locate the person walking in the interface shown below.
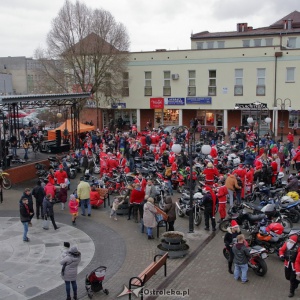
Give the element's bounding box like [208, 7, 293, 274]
[232, 234, 250, 283]
[163, 196, 176, 231]
[143, 197, 157, 239]
[225, 173, 241, 207]
[60, 246, 81, 300]
[20, 188, 34, 225]
[20, 197, 33, 242]
[216, 179, 228, 222]
[279, 235, 300, 297]
[68, 194, 79, 226]
[77, 177, 91, 217]
[59, 183, 68, 210]
[43, 194, 59, 230]
[31, 180, 45, 219]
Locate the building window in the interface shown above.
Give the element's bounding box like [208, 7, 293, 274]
[208, 70, 216, 96]
[254, 39, 262, 47]
[256, 68, 265, 96]
[234, 69, 243, 96]
[163, 71, 171, 96]
[217, 41, 225, 48]
[286, 67, 295, 83]
[243, 40, 250, 47]
[122, 72, 129, 97]
[144, 71, 152, 96]
[287, 37, 297, 48]
[265, 38, 273, 46]
[207, 41, 214, 49]
[196, 42, 204, 49]
[289, 111, 299, 128]
[188, 70, 196, 96]
[104, 72, 111, 96]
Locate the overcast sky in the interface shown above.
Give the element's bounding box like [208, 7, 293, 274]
[0, 0, 299, 57]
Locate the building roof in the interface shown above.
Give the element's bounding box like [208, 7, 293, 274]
[191, 10, 300, 40]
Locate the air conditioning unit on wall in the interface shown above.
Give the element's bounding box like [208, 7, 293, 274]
[172, 74, 179, 80]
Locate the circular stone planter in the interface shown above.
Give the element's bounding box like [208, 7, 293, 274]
[161, 239, 187, 250]
[161, 231, 184, 243]
[157, 244, 189, 258]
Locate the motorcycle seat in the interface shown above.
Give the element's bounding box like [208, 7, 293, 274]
[248, 214, 266, 221]
[270, 189, 282, 195]
[247, 203, 263, 211]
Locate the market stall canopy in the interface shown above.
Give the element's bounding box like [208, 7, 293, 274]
[47, 119, 95, 140]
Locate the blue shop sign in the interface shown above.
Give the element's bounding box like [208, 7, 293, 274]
[165, 98, 185, 105]
[111, 103, 126, 109]
[186, 97, 212, 104]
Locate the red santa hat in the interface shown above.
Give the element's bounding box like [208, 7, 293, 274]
[289, 235, 298, 243]
[231, 220, 239, 228]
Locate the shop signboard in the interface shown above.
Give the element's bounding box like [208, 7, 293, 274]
[186, 97, 212, 104]
[150, 98, 164, 109]
[111, 103, 126, 109]
[235, 102, 267, 109]
[165, 98, 185, 105]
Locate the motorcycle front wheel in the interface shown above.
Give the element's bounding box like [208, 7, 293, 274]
[219, 219, 231, 232]
[2, 176, 12, 190]
[252, 257, 268, 276]
[176, 205, 185, 217]
[288, 209, 300, 223]
[194, 212, 202, 226]
[69, 170, 77, 179]
[279, 217, 293, 230]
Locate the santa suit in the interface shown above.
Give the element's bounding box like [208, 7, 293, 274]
[210, 146, 218, 165]
[134, 177, 147, 191]
[169, 153, 175, 164]
[271, 160, 278, 185]
[245, 168, 254, 194]
[100, 157, 108, 176]
[171, 161, 178, 173]
[160, 141, 167, 155]
[203, 167, 219, 185]
[107, 157, 118, 173]
[216, 185, 228, 219]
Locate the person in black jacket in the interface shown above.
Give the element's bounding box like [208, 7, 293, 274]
[32, 181, 45, 219]
[202, 186, 217, 231]
[19, 188, 34, 225]
[224, 220, 242, 274]
[43, 194, 59, 230]
[20, 198, 33, 242]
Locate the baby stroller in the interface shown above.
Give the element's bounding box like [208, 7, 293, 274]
[85, 266, 109, 298]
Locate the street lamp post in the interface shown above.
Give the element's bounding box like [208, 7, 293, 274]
[274, 98, 292, 142]
[172, 136, 211, 233]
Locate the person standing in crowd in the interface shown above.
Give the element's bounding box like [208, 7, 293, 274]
[110, 197, 124, 221]
[144, 180, 157, 200]
[216, 179, 228, 223]
[20, 188, 34, 226]
[32, 180, 45, 219]
[279, 235, 300, 297]
[225, 173, 241, 207]
[60, 246, 81, 300]
[55, 164, 68, 185]
[59, 183, 68, 210]
[127, 183, 145, 220]
[224, 220, 242, 274]
[23, 135, 30, 160]
[232, 234, 250, 283]
[202, 186, 217, 231]
[20, 197, 33, 242]
[44, 180, 56, 200]
[69, 194, 79, 226]
[164, 164, 173, 195]
[43, 194, 59, 230]
[77, 177, 91, 217]
[163, 196, 176, 231]
[143, 197, 157, 239]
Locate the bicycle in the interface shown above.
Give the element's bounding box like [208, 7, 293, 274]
[0, 170, 12, 189]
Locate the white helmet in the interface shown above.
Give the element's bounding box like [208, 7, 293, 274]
[281, 195, 294, 204]
[278, 172, 284, 179]
[194, 192, 203, 200]
[233, 157, 241, 165]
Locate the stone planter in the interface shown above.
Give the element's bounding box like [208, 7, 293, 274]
[157, 231, 189, 258]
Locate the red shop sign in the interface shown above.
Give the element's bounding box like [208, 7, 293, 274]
[150, 97, 164, 109]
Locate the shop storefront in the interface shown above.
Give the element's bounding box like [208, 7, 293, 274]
[196, 110, 223, 129]
[103, 109, 137, 129]
[154, 109, 179, 127]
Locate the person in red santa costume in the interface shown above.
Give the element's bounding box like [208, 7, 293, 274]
[168, 152, 176, 164]
[118, 154, 127, 170]
[159, 138, 167, 155]
[134, 173, 147, 192]
[203, 162, 219, 186]
[271, 155, 278, 185]
[245, 166, 254, 194]
[232, 164, 247, 199]
[107, 153, 118, 174]
[216, 178, 228, 222]
[210, 145, 218, 166]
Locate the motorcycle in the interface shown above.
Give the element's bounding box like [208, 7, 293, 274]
[219, 204, 266, 232]
[223, 244, 268, 276]
[175, 191, 203, 226]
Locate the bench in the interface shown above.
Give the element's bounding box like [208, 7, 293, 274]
[129, 253, 168, 300]
[96, 188, 109, 208]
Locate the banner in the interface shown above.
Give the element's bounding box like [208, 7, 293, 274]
[165, 98, 185, 105]
[186, 97, 212, 104]
[150, 97, 164, 109]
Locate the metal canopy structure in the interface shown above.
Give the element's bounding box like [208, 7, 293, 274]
[0, 92, 91, 150]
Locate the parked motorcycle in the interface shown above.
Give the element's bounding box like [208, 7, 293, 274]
[223, 245, 268, 276]
[175, 191, 203, 226]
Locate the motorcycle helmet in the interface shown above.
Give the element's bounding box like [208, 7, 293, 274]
[281, 195, 294, 204]
[277, 172, 284, 179]
[194, 192, 203, 200]
[287, 191, 299, 201]
[266, 223, 284, 235]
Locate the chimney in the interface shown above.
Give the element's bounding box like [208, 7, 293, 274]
[247, 26, 253, 31]
[237, 23, 248, 32]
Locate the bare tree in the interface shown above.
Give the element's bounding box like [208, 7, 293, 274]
[35, 0, 130, 102]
